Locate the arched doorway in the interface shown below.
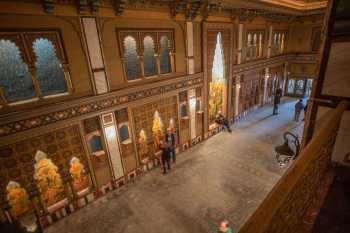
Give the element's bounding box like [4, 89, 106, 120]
[209, 32, 225, 128]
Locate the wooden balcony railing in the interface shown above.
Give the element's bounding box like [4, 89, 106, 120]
[239, 100, 349, 233]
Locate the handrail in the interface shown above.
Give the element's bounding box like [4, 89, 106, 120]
[239, 100, 349, 233]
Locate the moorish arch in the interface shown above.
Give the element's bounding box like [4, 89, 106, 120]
[209, 32, 225, 127]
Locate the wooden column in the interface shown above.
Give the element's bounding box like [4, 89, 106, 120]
[101, 113, 124, 182]
[267, 25, 273, 59]
[235, 77, 241, 117]
[235, 23, 244, 117]
[282, 62, 288, 96]
[263, 25, 273, 104]
[188, 89, 197, 140]
[263, 67, 270, 104]
[81, 17, 109, 94]
[186, 21, 195, 75]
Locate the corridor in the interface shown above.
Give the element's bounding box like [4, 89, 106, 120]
[45, 99, 305, 233]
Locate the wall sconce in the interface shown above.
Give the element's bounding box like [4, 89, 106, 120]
[237, 83, 241, 89]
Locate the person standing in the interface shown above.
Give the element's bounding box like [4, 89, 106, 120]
[165, 127, 176, 163]
[215, 111, 232, 133]
[219, 220, 234, 233]
[294, 99, 304, 122]
[159, 139, 171, 174]
[273, 88, 282, 115]
[303, 101, 308, 121]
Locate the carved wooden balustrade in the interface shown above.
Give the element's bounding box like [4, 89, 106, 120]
[239, 100, 349, 233]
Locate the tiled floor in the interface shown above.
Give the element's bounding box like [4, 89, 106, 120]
[45, 98, 305, 233]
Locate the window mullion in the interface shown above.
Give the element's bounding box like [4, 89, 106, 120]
[138, 33, 145, 79]
[169, 48, 175, 73]
[29, 65, 42, 99]
[61, 64, 74, 93]
[0, 88, 8, 106]
[21, 33, 42, 99]
[155, 32, 160, 75]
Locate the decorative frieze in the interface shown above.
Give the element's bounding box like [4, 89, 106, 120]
[233, 53, 318, 76]
[0, 74, 203, 138]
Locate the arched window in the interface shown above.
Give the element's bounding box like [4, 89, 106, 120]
[143, 36, 157, 76]
[252, 34, 257, 58]
[119, 124, 130, 142]
[123, 36, 140, 80]
[180, 103, 188, 117]
[258, 34, 263, 57]
[89, 135, 104, 154]
[209, 32, 225, 124]
[281, 33, 285, 53]
[274, 33, 278, 45]
[247, 33, 252, 60]
[160, 36, 171, 74]
[33, 38, 67, 96]
[288, 79, 295, 94]
[0, 39, 35, 102]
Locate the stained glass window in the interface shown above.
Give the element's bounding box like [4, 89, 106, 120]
[160, 36, 171, 74]
[0, 39, 36, 102]
[33, 38, 67, 96]
[119, 125, 130, 142]
[143, 36, 157, 76]
[123, 36, 140, 80]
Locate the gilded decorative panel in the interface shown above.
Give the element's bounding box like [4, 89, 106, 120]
[0, 74, 203, 137]
[0, 125, 90, 203]
[132, 96, 178, 153]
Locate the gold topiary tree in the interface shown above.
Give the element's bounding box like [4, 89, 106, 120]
[152, 110, 164, 150]
[138, 129, 149, 161]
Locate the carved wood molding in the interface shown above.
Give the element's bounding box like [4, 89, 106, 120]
[0, 73, 203, 137]
[239, 101, 349, 233]
[233, 53, 319, 75]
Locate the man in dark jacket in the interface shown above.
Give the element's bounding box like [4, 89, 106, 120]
[159, 139, 171, 174]
[273, 88, 282, 115]
[294, 99, 304, 122]
[165, 127, 176, 163]
[215, 111, 232, 133]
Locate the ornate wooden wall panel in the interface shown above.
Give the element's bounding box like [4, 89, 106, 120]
[0, 73, 203, 139]
[131, 96, 179, 150]
[239, 101, 349, 233]
[83, 117, 112, 187]
[0, 125, 90, 203]
[115, 108, 137, 173]
[240, 70, 262, 112]
[204, 22, 234, 131]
